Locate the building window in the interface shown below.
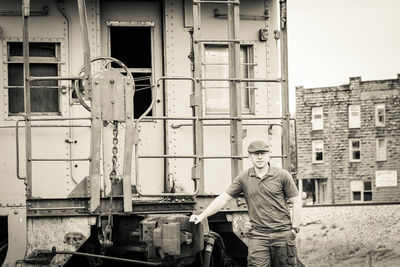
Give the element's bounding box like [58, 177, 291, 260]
[348, 105, 360, 128]
[6, 42, 61, 115]
[312, 107, 323, 130]
[312, 140, 324, 163]
[349, 139, 361, 162]
[350, 180, 372, 202]
[203, 44, 254, 114]
[376, 138, 387, 161]
[375, 104, 385, 127]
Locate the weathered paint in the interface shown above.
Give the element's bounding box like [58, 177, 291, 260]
[26, 216, 95, 266]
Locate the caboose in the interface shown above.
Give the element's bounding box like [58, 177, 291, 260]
[0, 0, 291, 266]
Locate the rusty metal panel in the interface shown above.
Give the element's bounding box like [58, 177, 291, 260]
[26, 216, 95, 266]
[99, 69, 126, 121]
[162, 222, 181, 255]
[226, 212, 251, 246]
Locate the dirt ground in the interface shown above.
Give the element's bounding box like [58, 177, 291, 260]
[296, 208, 400, 267]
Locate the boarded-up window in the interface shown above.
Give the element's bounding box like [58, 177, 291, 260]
[349, 139, 361, 162]
[312, 140, 323, 163]
[375, 103, 385, 127]
[376, 138, 386, 161]
[348, 105, 360, 128]
[7, 42, 60, 115]
[203, 45, 254, 114]
[312, 107, 323, 130]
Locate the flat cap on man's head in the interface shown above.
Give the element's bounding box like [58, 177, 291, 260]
[247, 140, 269, 153]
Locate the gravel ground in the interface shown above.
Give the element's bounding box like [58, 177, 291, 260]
[296, 204, 400, 266]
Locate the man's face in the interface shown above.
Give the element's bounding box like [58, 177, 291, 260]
[249, 151, 270, 169]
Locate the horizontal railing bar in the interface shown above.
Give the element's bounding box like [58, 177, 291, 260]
[194, 39, 240, 43]
[5, 86, 59, 89]
[198, 78, 282, 82]
[138, 155, 284, 159]
[202, 62, 257, 66]
[194, 0, 240, 4]
[140, 116, 284, 121]
[139, 155, 197, 159]
[30, 158, 90, 162]
[1, 125, 90, 128]
[171, 123, 283, 129]
[17, 117, 91, 122]
[29, 76, 84, 81]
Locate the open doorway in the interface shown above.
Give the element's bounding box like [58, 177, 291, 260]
[109, 26, 153, 118]
[302, 178, 328, 205]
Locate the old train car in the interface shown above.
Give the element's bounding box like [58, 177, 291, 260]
[0, 0, 290, 266]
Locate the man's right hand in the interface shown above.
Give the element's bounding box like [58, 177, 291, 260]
[189, 214, 203, 224]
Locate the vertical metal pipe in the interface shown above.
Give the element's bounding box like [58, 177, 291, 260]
[279, 0, 291, 171]
[228, 3, 243, 180]
[192, 2, 204, 194]
[77, 0, 92, 94]
[22, 0, 32, 197]
[77, 0, 98, 211]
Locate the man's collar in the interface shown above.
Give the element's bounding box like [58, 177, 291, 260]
[249, 163, 273, 178]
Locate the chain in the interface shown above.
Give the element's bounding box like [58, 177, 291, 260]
[104, 121, 119, 248]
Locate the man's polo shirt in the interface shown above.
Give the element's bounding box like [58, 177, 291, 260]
[226, 166, 299, 233]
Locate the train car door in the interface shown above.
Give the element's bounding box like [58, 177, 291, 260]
[100, 0, 164, 194]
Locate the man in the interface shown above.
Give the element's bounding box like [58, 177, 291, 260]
[190, 140, 302, 266]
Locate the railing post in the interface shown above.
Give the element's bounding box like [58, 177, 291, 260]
[280, 0, 291, 171]
[192, 2, 205, 195]
[22, 0, 32, 197]
[228, 2, 243, 180]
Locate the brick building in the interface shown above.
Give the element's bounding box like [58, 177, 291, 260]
[296, 75, 400, 204]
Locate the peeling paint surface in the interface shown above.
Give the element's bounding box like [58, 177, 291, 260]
[226, 212, 251, 246]
[27, 217, 95, 266]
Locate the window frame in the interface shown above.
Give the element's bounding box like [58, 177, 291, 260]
[201, 43, 255, 115]
[375, 103, 385, 127]
[312, 140, 324, 164]
[348, 104, 360, 128]
[106, 21, 156, 119]
[311, 106, 323, 130]
[349, 138, 361, 162]
[376, 137, 387, 162]
[4, 39, 64, 119]
[350, 180, 372, 203]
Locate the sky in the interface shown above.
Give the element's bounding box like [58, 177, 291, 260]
[287, 0, 400, 113]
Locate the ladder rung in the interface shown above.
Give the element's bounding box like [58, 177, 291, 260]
[194, 39, 240, 44]
[194, 0, 240, 4]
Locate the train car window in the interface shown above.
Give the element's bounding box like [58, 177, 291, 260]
[6, 42, 60, 115]
[109, 26, 152, 118]
[203, 44, 254, 114]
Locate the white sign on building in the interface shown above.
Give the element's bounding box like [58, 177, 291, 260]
[376, 170, 398, 187]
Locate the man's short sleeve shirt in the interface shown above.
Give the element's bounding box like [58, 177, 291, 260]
[226, 166, 299, 233]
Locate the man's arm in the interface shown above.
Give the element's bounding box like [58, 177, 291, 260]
[189, 192, 233, 224]
[289, 194, 302, 229]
